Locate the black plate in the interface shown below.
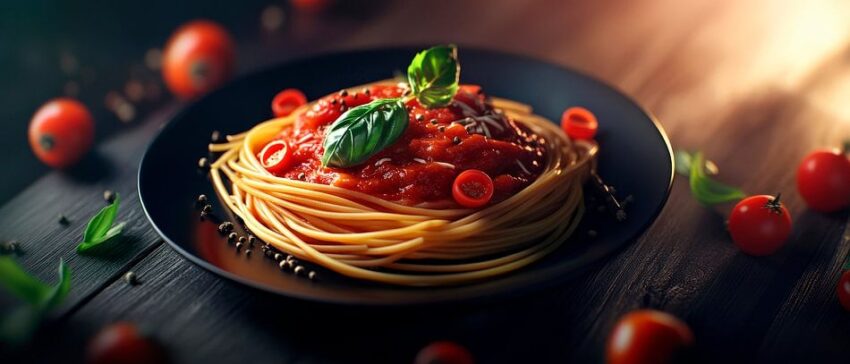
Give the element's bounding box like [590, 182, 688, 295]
[138, 46, 674, 305]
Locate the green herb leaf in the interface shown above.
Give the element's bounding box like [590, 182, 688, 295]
[688, 152, 746, 205]
[0, 259, 72, 345]
[407, 45, 460, 108]
[77, 194, 125, 253]
[321, 98, 408, 168]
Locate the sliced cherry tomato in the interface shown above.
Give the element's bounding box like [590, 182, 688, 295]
[162, 20, 235, 100]
[260, 140, 292, 174]
[728, 194, 792, 256]
[561, 106, 598, 140]
[28, 98, 94, 168]
[271, 88, 307, 117]
[452, 169, 494, 208]
[86, 322, 167, 364]
[607, 310, 694, 364]
[797, 149, 850, 213]
[414, 341, 474, 364]
[839, 270, 850, 312]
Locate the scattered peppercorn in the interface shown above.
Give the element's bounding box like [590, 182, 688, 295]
[202, 204, 212, 214]
[294, 266, 306, 275]
[123, 271, 139, 286]
[103, 190, 116, 203]
[197, 194, 208, 205]
[430, 119, 438, 125]
[238, 236, 246, 244]
[285, 255, 295, 263]
[265, 249, 274, 258]
[415, 114, 424, 121]
[452, 136, 461, 144]
[297, 173, 306, 180]
[274, 253, 282, 261]
[362, 88, 370, 96]
[245, 249, 252, 257]
[339, 90, 348, 97]
[248, 236, 256, 246]
[308, 271, 317, 280]
[218, 222, 233, 233]
[278, 260, 288, 270]
[438, 126, 446, 132]
[227, 232, 237, 242]
[331, 98, 338, 105]
[58, 214, 70, 225]
[211, 130, 221, 142]
[235, 242, 243, 251]
[198, 157, 209, 169]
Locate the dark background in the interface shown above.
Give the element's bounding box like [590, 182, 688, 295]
[2, 0, 850, 363]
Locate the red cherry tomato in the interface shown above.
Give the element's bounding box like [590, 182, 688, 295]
[839, 270, 850, 312]
[28, 98, 94, 168]
[86, 322, 167, 364]
[606, 310, 694, 364]
[452, 170, 494, 208]
[561, 106, 598, 140]
[162, 20, 235, 100]
[728, 195, 792, 256]
[260, 140, 292, 174]
[271, 88, 307, 117]
[414, 341, 474, 364]
[797, 149, 850, 212]
[290, 0, 334, 13]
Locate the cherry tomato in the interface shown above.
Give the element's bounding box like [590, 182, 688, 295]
[561, 106, 598, 140]
[452, 170, 494, 208]
[260, 140, 292, 174]
[728, 194, 792, 256]
[290, 0, 334, 13]
[271, 88, 307, 117]
[162, 20, 235, 100]
[839, 270, 850, 312]
[86, 322, 167, 364]
[28, 98, 94, 168]
[414, 341, 474, 364]
[606, 310, 693, 364]
[797, 149, 850, 212]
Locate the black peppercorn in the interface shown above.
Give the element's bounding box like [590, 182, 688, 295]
[452, 136, 461, 144]
[103, 190, 116, 203]
[202, 204, 212, 214]
[58, 214, 70, 225]
[211, 130, 221, 142]
[308, 271, 317, 280]
[228, 232, 237, 242]
[198, 157, 209, 169]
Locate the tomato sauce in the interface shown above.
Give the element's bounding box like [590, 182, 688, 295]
[267, 83, 547, 205]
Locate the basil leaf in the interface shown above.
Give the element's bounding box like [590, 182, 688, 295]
[688, 152, 746, 205]
[321, 98, 408, 168]
[0, 257, 51, 306]
[77, 194, 125, 253]
[0, 259, 71, 346]
[77, 222, 126, 253]
[407, 45, 460, 108]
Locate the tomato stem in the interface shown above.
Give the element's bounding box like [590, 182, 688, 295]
[766, 193, 783, 214]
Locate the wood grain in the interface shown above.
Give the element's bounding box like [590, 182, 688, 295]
[3, 0, 850, 362]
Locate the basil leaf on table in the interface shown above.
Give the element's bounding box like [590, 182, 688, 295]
[0, 258, 71, 345]
[407, 45, 460, 108]
[688, 152, 746, 205]
[321, 98, 408, 168]
[77, 194, 125, 253]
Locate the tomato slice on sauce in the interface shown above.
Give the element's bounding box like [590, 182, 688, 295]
[561, 106, 598, 140]
[452, 169, 494, 208]
[271, 88, 307, 117]
[260, 140, 292, 174]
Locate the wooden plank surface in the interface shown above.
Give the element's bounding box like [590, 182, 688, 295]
[3, 0, 850, 362]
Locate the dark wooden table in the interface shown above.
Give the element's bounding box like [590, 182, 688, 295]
[3, 1, 850, 362]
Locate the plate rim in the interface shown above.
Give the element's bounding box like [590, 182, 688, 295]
[137, 45, 675, 306]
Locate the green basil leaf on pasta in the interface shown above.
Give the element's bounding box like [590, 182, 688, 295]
[407, 45, 460, 108]
[321, 98, 408, 168]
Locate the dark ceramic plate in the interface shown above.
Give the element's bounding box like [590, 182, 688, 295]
[138, 46, 673, 305]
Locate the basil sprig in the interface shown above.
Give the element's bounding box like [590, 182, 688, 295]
[678, 150, 746, 205]
[407, 45, 460, 108]
[77, 194, 126, 253]
[0, 258, 71, 345]
[321, 98, 408, 168]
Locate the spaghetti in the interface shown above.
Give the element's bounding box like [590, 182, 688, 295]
[207, 80, 597, 286]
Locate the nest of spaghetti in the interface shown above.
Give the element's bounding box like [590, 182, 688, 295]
[208, 83, 598, 286]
